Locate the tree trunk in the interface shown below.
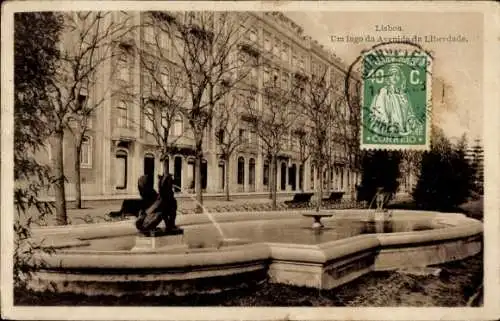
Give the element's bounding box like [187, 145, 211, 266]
[326, 164, 332, 193]
[268, 155, 272, 199]
[195, 144, 203, 213]
[316, 162, 323, 212]
[74, 144, 82, 209]
[270, 154, 277, 210]
[163, 158, 169, 176]
[225, 155, 230, 201]
[300, 161, 306, 192]
[54, 129, 67, 225]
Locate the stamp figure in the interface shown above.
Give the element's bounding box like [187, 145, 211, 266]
[361, 50, 431, 150]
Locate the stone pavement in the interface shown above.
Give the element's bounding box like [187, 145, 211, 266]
[31, 193, 363, 226]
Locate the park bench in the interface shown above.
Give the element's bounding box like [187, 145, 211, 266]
[322, 191, 345, 204]
[284, 192, 314, 208]
[108, 199, 143, 218]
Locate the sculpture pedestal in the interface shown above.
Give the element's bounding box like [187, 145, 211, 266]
[132, 228, 185, 251]
[302, 213, 333, 229]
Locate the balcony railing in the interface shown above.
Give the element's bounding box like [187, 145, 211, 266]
[112, 125, 137, 141]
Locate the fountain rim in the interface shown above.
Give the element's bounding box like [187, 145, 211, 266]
[28, 210, 482, 269]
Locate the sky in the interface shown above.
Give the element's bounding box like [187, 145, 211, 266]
[286, 11, 483, 142]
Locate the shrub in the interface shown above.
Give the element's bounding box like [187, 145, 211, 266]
[357, 150, 401, 205]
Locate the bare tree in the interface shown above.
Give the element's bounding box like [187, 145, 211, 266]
[46, 12, 132, 222]
[331, 77, 362, 199]
[148, 11, 258, 212]
[293, 122, 312, 192]
[213, 93, 249, 201]
[295, 69, 337, 212]
[136, 17, 189, 178]
[247, 76, 299, 210]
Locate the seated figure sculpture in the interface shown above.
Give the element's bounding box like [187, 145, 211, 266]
[135, 173, 178, 234]
[109, 175, 157, 218]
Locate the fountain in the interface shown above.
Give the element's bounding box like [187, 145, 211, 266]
[302, 212, 333, 229]
[25, 182, 483, 296]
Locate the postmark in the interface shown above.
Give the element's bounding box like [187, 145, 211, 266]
[345, 42, 433, 151]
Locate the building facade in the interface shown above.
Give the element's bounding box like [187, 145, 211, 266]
[41, 11, 361, 199]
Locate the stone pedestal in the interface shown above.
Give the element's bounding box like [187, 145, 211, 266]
[132, 228, 185, 251]
[302, 213, 333, 229]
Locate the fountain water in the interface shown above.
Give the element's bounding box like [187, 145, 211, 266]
[172, 184, 226, 240]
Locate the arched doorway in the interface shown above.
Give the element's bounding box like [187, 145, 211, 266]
[115, 149, 128, 190]
[263, 159, 269, 190]
[249, 158, 256, 192]
[143, 153, 155, 178]
[289, 164, 297, 191]
[173, 156, 182, 192]
[201, 159, 208, 191]
[218, 159, 225, 191]
[310, 162, 316, 190]
[280, 162, 286, 191]
[340, 168, 344, 190]
[299, 164, 304, 191]
[187, 158, 195, 190]
[237, 156, 245, 192]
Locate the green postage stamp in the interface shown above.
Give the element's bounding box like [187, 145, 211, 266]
[361, 48, 432, 150]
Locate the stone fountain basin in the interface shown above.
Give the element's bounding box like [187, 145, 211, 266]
[28, 210, 482, 296]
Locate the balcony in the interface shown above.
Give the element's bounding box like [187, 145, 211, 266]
[238, 40, 260, 58]
[293, 68, 308, 82]
[111, 125, 137, 142]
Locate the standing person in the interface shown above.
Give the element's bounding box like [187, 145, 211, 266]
[369, 64, 419, 135]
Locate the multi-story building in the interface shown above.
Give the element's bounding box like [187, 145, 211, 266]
[41, 11, 361, 199]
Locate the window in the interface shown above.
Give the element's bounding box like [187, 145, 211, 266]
[249, 28, 257, 42]
[250, 66, 258, 83]
[299, 57, 305, 71]
[273, 71, 279, 86]
[263, 160, 269, 186]
[173, 35, 184, 55]
[239, 128, 246, 143]
[217, 129, 224, 144]
[161, 110, 169, 129]
[144, 26, 155, 43]
[145, 106, 154, 133]
[77, 94, 87, 108]
[273, 40, 280, 57]
[186, 11, 196, 24]
[237, 157, 245, 185]
[292, 55, 297, 67]
[80, 136, 92, 168]
[263, 67, 270, 83]
[117, 101, 128, 128]
[171, 114, 183, 136]
[159, 30, 169, 48]
[44, 143, 52, 164]
[264, 35, 271, 52]
[161, 73, 169, 88]
[281, 72, 289, 90]
[281, 44, 289, 62]
[248, 130, 256, 144]
[115, 150, 128, 190]
[119, 66, 130, 82]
